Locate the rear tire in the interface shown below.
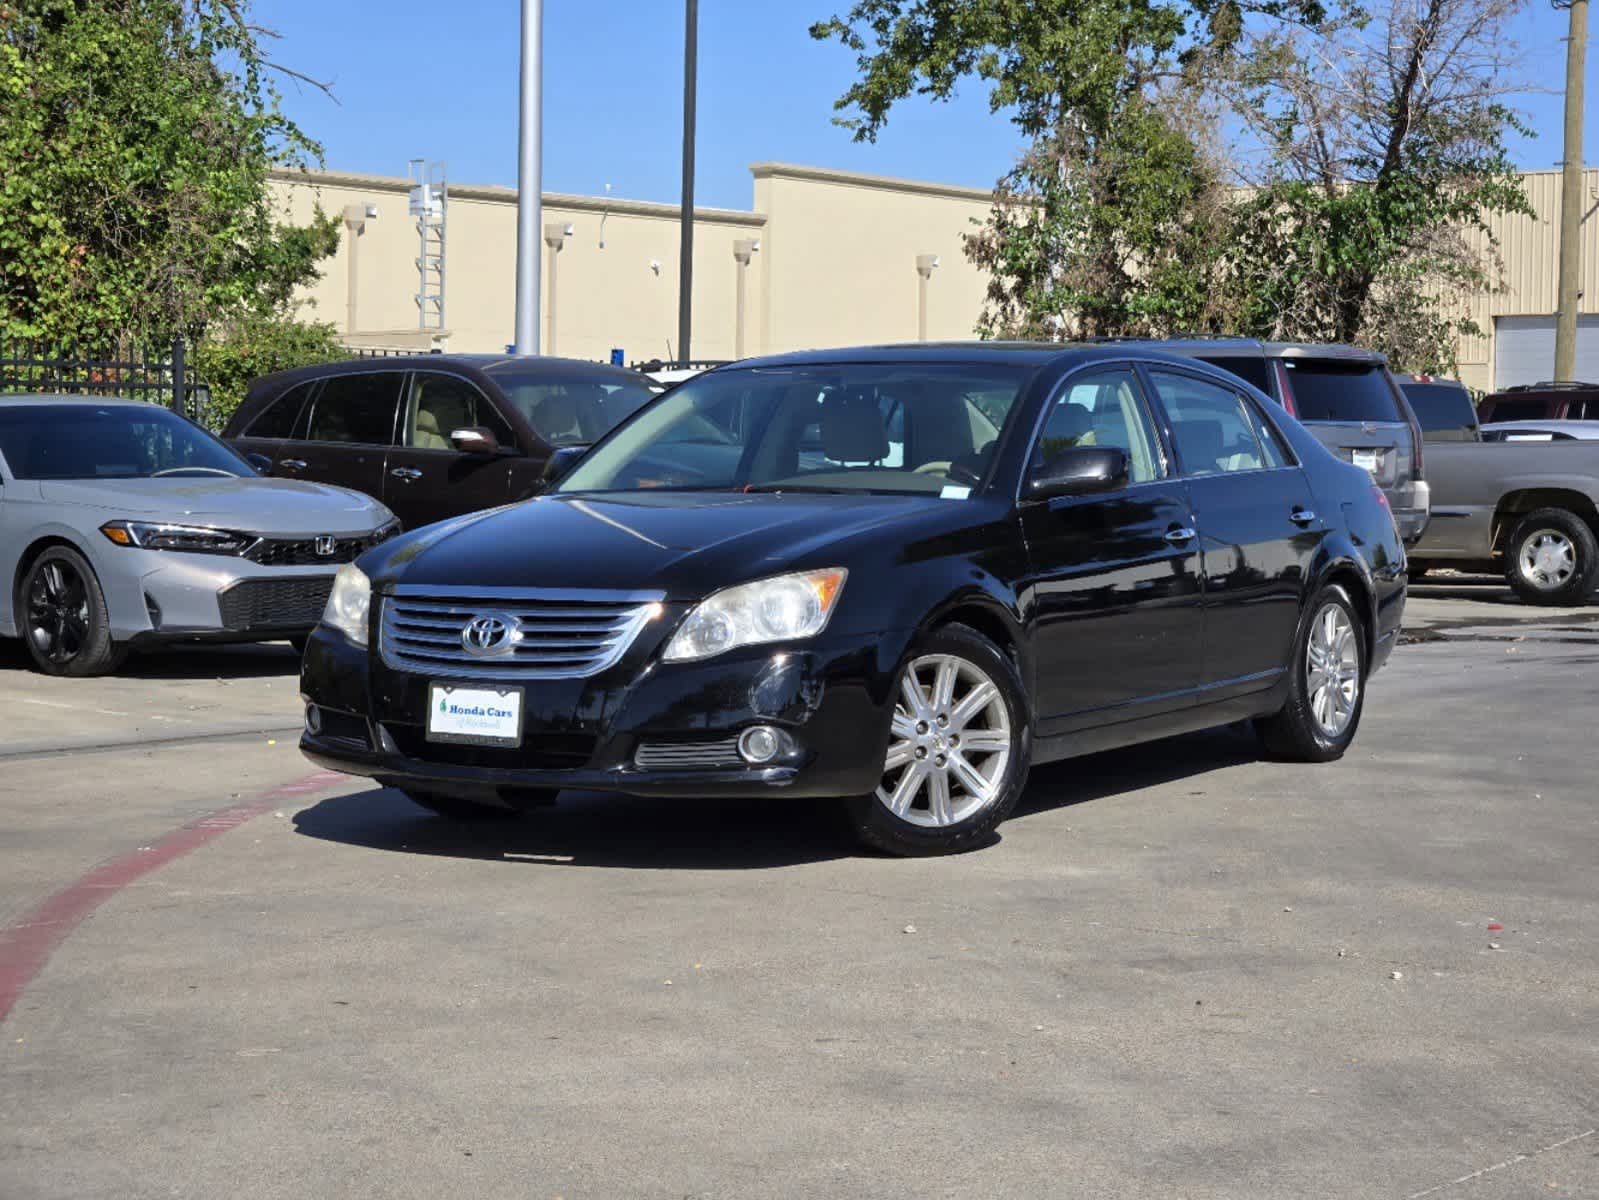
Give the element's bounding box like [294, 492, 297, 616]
[1503, 508, 1598, 606]
[845, 623, 1031, 857]
[18, 546, 126, 677]
[1256, 584, 1366, 763]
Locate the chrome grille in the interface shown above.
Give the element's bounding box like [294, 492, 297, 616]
[633, 738, 743, 770]
[379, 586, 663, 679]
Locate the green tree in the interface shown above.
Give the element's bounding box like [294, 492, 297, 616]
[0, 0, 340, 348]
[810, 0, 1316, 338]
[190, 312, 345, 429]
[1219, 0, 1532, 372]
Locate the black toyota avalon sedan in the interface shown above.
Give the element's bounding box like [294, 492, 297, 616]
[300, 344, 1406, 855]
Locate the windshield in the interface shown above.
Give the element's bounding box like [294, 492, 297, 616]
[483, 363, 663, 446]
[0, 403, 252, 480]
[1401, 382, 1477, 440]
[555, 363, 1035, 496]
[1283, 361, 1403, 422]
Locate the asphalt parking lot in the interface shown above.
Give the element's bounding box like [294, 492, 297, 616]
[2, 576, 1597, 1199]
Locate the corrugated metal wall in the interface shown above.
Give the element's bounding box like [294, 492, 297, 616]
[1457, 169, 1599, 391]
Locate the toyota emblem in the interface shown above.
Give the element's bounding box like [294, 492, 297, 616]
[314, 535, 338, 557]
[461, 612, 518, 657]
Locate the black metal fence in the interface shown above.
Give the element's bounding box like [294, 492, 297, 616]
[0, 338, 197, 414]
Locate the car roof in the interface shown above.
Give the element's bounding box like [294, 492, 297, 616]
[0, 393, 162, 408]
[246, 353, 648, 391]
[721, 341, 1274, 372]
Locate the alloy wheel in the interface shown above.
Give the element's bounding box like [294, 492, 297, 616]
[27, 560, 91, 666]
[1517, 529, 1576, 592]
[876, 653, 1014, 828]
[1305, 602, 1360, 738]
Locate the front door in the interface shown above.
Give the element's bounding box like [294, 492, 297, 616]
[382, 371, 534, 529]
[277, 369, 405, 502]
[1143, 367, 1323, 696]
[1021, 366, 1205, 736]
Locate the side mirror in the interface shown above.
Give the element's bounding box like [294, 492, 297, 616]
[449, 426, 501, 455]
[1028, 446, 1129, 500]
[542, 445, 587, 484]
[244, 452, 272, 475]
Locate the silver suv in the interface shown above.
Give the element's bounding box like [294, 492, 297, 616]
[1102, 339, 1430, 543]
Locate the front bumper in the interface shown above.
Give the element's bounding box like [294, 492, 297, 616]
[298, 624, 906, 804]
[101, 547, 341, 642]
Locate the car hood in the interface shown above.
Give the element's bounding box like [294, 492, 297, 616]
[366, 490, 949, 597]
[38, 477, 390, 533]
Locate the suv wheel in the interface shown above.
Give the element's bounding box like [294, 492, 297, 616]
[1256, 584, 1366, 762]
[1504, 508, 1598, 606]
[846, 623, 1031, 856]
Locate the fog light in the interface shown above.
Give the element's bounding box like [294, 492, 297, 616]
[737, 725, 783, 764]
[304, 703, 323, 736]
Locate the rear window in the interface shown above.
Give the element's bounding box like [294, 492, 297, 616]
[1282, 362, 1402, 422]
[1198, 356, 1272, 396]
[1484, 398, 1555, 423]
[245, 381, 313, 438]
[1401, 382, 1477, 440]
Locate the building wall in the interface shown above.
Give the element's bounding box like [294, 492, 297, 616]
[273, 162, 1595, 388]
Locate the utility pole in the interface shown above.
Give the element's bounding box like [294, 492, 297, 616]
[1555, 0, 1588, 382]
[678, 0, 698, 365]
[514, 0, 544, 355]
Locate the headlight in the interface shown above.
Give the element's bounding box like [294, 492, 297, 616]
[371, 518, 402, 545]
[100, 520, 253, 554]
[322, 564, 372, 645]
[662, 568, 847, 663]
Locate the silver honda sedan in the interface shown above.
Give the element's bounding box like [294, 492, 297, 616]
[0, 395, 397, 675]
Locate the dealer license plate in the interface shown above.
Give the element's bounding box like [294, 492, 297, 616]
[427, 684, 523, 747]
[1351, 449, 1380, 473]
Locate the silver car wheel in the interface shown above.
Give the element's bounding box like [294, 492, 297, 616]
[1306, 602, 1360, 738]
[876, 653, 1013, 828]
[1517, 529, 1576, 591]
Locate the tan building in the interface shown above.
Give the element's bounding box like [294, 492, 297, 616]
[273, 161, 1594, 389]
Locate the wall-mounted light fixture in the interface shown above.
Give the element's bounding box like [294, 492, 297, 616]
[915, 254, 940, 342]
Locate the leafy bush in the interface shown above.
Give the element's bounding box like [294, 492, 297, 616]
[192, 317, 347, 430]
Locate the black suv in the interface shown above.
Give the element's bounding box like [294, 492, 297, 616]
[1103, 339, 1430, 543]
[224, 355, 663, 530]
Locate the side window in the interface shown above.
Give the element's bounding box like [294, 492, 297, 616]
[245, 381, 312, 438]
[404, 373, 514, 450]
[1034, 368, 1164, 484]
[1149, 371, 1269, 476]
[305, 372, 404, 445]
[1247, 402, 1291, 468]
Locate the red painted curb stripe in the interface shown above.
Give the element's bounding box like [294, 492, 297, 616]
[0, 770, 345, 1025]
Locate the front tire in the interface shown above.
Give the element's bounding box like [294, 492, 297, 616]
[19, 546, 125, 677]
[1503, 508, 1598, 606]
[846, 623, 1031, 856]
[1256, 584, 1366, 762]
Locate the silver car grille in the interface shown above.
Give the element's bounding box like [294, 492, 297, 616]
[379, 587, 664, 679]
[633, 737, 743, 770]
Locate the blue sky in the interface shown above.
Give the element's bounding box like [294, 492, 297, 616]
[256, 0, 1592, 211]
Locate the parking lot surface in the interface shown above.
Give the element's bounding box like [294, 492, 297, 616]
[2, 579, 1597, 1199]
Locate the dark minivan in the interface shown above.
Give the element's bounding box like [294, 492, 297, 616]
[224, 355, 662, 530]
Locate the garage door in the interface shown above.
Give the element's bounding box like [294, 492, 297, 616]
[1493, 314, 1599, 388]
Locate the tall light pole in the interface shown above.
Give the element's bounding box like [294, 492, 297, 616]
[514, 0, 544, 355]
[678, 0, 698, 364]
[1556, 0, 1589, 382]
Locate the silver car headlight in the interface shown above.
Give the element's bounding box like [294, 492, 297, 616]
[101, 520, 253, 554]
[662, 568, 847, 663]
[323, 564, 372, 645]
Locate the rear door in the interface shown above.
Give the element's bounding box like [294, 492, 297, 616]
[1144, 367, 1322, 697]
[383, 370, 534, 529]
[278, 370, 405, 501]
[1020, 365, 1205, 734]
[1278, 359, 1412, 488]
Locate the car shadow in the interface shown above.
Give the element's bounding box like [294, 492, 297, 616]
[120, 641, 303, 681]
[291, 725, 1263, 870]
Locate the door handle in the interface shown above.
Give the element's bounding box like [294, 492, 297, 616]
[1164, 525, 1197, 544]
[278, 458, 307, 470]
[389, 467, 423, 481]
[1290, 508, 1317, 526]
